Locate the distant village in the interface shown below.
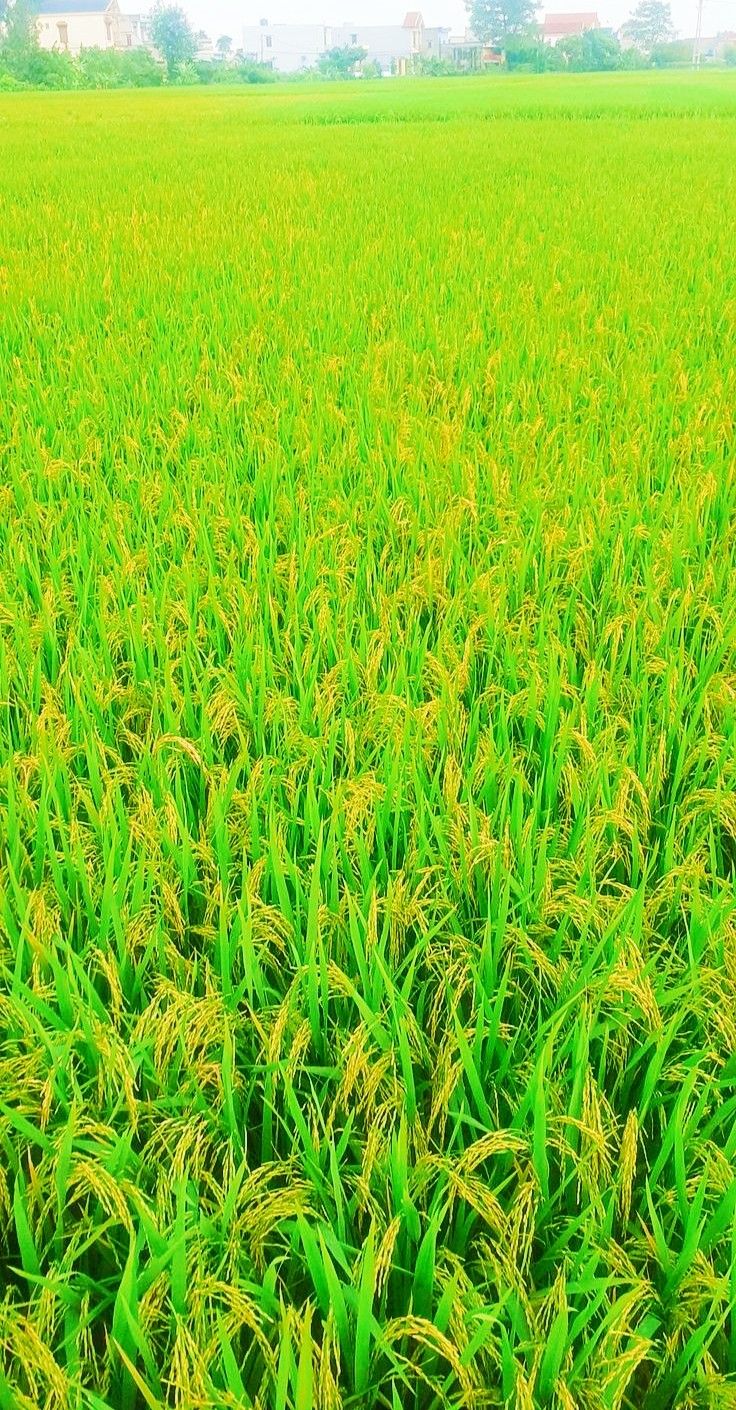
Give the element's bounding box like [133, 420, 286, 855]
[29, 3, 736, 74]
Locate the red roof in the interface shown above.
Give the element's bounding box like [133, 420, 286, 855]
[403, 11, 423, 28]
[543, 11, 599, 33]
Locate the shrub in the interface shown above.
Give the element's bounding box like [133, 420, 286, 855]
[173, 58, 199, 84]
[195, 57, 276, 83]
[317, 45, 367, 78]
[504, 36, 549, 70]
[76, 46, 123, 87]
[76, 46, 163, 88]
[2, 44, 79, 87]
[619, 44, 649, 67]
[115, 47, 164, 85]
[415, 56, 464, 75]
[558, 28, 622, 70]
[650, 38, 694, 65]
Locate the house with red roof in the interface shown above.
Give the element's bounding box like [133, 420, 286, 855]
[542, 12, 601, 43]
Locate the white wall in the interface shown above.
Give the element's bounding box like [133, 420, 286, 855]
[36, 5, 138, 53]
[330, 24, 413, 72]
[37, 11, 110, 51]
[241, 21, 417, 74]
[242, 23, 329, 72]
[422, 26, 449, 56]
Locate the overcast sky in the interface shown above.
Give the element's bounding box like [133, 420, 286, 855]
[192, 0, 736, 50]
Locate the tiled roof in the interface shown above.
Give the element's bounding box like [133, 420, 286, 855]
[543, 11, 599, 33]
[34, 0, 112, 12]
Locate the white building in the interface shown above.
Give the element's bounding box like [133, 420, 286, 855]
[330, 21, 414, 73]
[242, 11, 441, 75]
[241, 21, 331, 72]
[446, 31, 503, 67]
[422, 24, 450, 59]
[34, 0, 147, 53]
[194, 29, 215, 59]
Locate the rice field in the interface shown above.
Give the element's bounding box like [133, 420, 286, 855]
[1, 71, 736, 1410]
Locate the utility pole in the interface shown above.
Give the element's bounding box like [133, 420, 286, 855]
[692, 0, 703, 65]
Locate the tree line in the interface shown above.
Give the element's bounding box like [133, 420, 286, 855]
[0, 2, 276, 89]
[469, 0, 736, 70]
[1, 0, 734, 91]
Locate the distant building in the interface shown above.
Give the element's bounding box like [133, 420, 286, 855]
[34, 0, 145, 51]
[241, 21, 331, 73]
[618, 26, 734, 60]
[242, 11, 447, 76]
[691, 29, 736, 61]
[404, 11, 423, 41]
[195, 31, 212, 58]
[403, 13, 451, 62]
[422, 24, 450, 59]
[330, 21, 414, 74]
[542, 11, 600, 43]
[673, 29, 727, 60]
[447, 31, 503, 68]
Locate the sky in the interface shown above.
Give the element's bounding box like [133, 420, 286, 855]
[191, 0, 736, 51]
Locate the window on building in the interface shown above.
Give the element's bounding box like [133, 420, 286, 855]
[350, 31, 357, 43]
[126, 32, 132, 44]
[265, 34, 272, 47]
[57, 21, 69, 46]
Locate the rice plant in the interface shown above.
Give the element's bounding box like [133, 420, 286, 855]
[0, 72, 735, 1410]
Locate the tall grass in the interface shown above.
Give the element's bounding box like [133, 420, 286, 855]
[0, 72, 735, 1410]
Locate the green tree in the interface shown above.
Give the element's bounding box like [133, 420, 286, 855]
[622, 0, 674, 48]
[77, 45, 164, 86]
[466, 0, 536, 45]
[415, 54, 459, 73]
[650, 37, 691, 64]
[317, 45, 366, 78]
[215, 34, 232, 57]
[504, 34, 547, 68]
[619, 42, 647, 65]
[150, 4, 196, 79]
[2, 0, 37, 54]
[559, 27, 622, 68]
